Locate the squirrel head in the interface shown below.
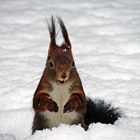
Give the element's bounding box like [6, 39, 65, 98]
[46, 17, 75, 85]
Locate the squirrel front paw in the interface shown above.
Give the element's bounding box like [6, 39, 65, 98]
[40, 97, 59, 112]
[63, 100, 75, 113]
[63, 93, 85, 113]
[63, 94, 82, 113]
[34, 93, 59, 112]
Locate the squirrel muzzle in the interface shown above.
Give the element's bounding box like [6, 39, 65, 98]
[56, 70, 70, 85]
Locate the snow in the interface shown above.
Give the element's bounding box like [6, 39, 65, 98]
[0, 134, 16, 140]
[0, 0, 140, 140]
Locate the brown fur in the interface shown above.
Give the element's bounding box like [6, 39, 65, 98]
[32, 17, 86, 134]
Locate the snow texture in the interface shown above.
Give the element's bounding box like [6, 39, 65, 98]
[0, 0, 140, 140]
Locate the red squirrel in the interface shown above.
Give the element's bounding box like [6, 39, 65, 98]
[32, 17, 121, 134]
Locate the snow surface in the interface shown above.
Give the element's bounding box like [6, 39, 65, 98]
[0, 0, 140, 139]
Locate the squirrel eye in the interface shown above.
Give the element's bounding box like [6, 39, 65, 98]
[72, 61, 75, 67]
[49, 61, 54, 68]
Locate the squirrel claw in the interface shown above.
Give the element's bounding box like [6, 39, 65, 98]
[52, 102, 59, 112]
[48, 100, 59, 112]
[63, 103, 74, 113]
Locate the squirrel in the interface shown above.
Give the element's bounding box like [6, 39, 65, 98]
[32, 17, 121, 134]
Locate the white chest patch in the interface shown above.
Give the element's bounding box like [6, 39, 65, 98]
[41, 82, 81, 128]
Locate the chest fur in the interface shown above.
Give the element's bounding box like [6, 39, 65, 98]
[41, 82, 81, 128]
[51, 82, 71, 110]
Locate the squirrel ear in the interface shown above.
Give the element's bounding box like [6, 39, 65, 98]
[57, 17, 71, 48]
[48, 16, 56, 52]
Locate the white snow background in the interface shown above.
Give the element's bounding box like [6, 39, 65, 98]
[0, 0, 140, 140]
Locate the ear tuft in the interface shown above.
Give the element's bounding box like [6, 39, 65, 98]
[57, 17, 71, 48]
[48, 16, 56, 45]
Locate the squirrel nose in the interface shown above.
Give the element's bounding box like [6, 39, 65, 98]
[61, 74, 67, 79]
